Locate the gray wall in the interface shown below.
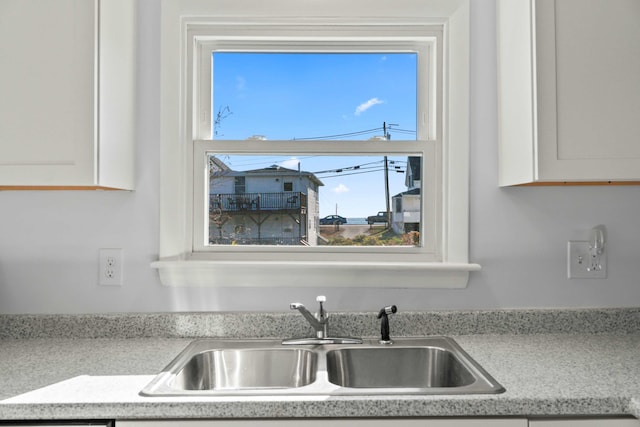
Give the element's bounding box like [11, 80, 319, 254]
[0, 0, 639, 314]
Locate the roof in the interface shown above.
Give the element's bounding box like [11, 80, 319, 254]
[393, 187, 421, 198]
[211, 161, 324, 186]
[209, 156, 231, 172]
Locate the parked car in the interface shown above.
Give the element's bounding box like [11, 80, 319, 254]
[367, 211, 389, 225]
[319, 215, 347, 225]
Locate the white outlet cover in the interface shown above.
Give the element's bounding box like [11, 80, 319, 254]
[99, 248, 123, 286]
[567, 241, 607, 279]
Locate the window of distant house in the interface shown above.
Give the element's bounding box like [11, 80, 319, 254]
[234, 176, 246, 194]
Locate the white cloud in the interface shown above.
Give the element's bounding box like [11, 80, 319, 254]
[332, 183, 349, 193]
[354, 98, 384, 116]
[236, 76, 247, 91]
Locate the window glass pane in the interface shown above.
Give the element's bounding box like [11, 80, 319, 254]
[212, 53, 417, 140]
[208, 154, 422, 247]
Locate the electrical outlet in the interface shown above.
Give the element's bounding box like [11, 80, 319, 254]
[567, 241, 607, 279]
[99, 248, 123, 286]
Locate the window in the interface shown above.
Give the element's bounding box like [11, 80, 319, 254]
[195, 33, 436, 251]
[207, 51, 423, 248]
[155, 0, 478, 288]
[234, 177, 246, 195]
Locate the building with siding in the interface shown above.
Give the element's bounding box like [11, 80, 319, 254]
[209, 160, 323, 245]
[392, 156, 421, 234]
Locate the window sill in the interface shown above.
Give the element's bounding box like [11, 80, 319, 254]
[151, 259, 480, 288]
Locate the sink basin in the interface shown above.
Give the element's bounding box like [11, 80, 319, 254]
[141, 340, 318, 395]
[140, 337, 504, 396]
[172, 348, 316, 390]
[326, 346, 475, 388]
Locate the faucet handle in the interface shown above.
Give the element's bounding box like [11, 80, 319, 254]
[316, 295, 327, 320]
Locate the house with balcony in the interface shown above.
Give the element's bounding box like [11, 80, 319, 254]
[391, 156, 421, 234]
[208, 159, 323, 245]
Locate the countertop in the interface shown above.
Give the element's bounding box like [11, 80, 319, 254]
[0, 309, 639, 420]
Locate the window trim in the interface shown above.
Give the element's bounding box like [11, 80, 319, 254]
[154, 0, 479, 288]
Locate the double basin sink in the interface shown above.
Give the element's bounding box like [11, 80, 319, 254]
[141, 336, 504, 396]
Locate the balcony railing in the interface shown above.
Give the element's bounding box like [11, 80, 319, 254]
[210, 192, 307, 212]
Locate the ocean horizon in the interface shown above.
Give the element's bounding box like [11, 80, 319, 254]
[346, 217, 367, 225]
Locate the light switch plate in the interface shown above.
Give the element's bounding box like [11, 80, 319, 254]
[567, 241, 607, 279]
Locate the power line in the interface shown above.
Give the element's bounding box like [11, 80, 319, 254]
[214, 155, 319, 169]
[211, 154, 407, 174]
[293, 127, 382, 141]
[389, 128, 416, 135]
[319, 168, 405, 179]
[219, 125, 417, 142]
[316, 166, 385, 176]
[313, 160, 384, 175]
[314, 159, 407, 175]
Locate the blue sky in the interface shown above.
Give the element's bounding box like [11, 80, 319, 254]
[212, 52, 417, 217]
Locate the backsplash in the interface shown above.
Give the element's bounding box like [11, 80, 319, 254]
[0, 307, 638, 339]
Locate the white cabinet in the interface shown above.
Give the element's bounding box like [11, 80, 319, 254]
[118, 420, 527, 427]
[529, 418, 640, 426]
[497, 0, 640, 186]
[0, 0, 135, 190]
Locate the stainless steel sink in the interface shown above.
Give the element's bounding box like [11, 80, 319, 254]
[326, 346, 475, 389]
[172, 348, 316, 390]
[140, 337, 505, 396]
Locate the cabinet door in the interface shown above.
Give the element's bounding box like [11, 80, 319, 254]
[118, 419, 528, 427]
[0, 0, 96, 186]
[529, 418, 640, 426]
[535, 0, 640, 182]
[0, 0, 135, 189]
[498, 0, 640, 185]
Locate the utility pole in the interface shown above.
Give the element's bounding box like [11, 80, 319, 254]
[382, 122, 397, 228]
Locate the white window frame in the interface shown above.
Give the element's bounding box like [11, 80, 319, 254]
[154, 0, 479, 288]
[193, 35, 438, 256]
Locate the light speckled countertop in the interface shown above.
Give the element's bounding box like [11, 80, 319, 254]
[0, 309, 638, 421]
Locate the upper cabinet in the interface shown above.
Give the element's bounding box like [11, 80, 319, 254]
[0, 0, 135, 190]
[497, 0, 640, 186]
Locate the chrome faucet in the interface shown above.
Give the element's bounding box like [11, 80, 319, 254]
[283, 295, 362, 345]
[290, 295, 329, 339]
